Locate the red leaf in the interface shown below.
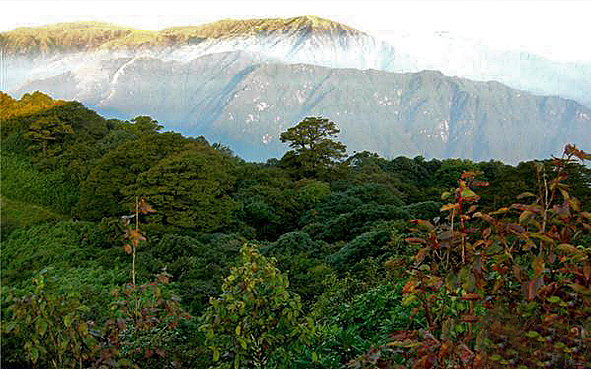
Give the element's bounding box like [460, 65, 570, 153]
[455, 343, 475, 364]
[414, 248, 428, 264]
[524, 276, 544, 300]
[405, 237, 427, 244]
[513, 265, 522, 282]
[507, 223, 525, 234]
[410, 219, 435, 231]
[140, 198, 156, 214]
[473, 212, 495, 223]
[157, 274, 170, 284]
[402, 280, 417, 294]
[583, 262, 591, 282]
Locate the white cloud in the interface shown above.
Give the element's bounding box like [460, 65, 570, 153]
[1, 0, 589, 61]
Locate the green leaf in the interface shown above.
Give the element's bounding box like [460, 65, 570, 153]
[525, 330, 539, 338]
[4, 321, 17, 333]
[529, 233, 555, 244]
[490, 354, 502, 361]
[211, 346, 220, 362]
[35, 318, 48, 337]
[517, 192, 537, 199]
[63, 314, 72, 328]
[30, 347, 39, 363]
[117, 359, 133, 366]
[547, 296, 562, 304]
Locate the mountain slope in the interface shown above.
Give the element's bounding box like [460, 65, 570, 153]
[3, 17, 589, 108]
[15, 51, 590, 163]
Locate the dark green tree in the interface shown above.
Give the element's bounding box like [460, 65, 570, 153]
[121, 115, 164, 137]
[133, 143, 237, 231]
[24, 116, 74, 158]
[75, 132, 191, 220]
[280, 117, 347, 178]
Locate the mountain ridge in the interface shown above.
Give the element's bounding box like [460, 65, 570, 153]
[0, 16, 361, 55]
[2, 15, 589, 108]
[12, 51, 589, 163]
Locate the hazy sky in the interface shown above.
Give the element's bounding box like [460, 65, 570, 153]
[1, 0, 590, 62]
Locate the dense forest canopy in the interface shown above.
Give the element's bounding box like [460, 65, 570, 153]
[1, 91, 590, 368]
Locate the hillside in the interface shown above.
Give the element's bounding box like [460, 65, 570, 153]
[14, 51, 591, 163]
[1, 90, 590, 369]
[2, 16, 589, 109]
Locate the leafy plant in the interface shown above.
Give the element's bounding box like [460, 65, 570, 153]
[95, 198, 188, 368]
[3, 272, 97, 369]
[201, 244, 314, 368]
[351, 144, 591, 368]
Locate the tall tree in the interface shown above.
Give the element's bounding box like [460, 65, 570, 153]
[280, 117, 347, 179]
[24, 116, 73, 158]
[133, 142, 237, 231]
[75, 132, 191, 220]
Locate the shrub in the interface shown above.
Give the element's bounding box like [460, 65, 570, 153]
[201, 244, 314, 368]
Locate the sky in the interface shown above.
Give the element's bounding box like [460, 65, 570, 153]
[1, 0, 590, 62]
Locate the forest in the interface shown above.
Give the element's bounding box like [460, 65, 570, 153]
[1, 91, 590, 368]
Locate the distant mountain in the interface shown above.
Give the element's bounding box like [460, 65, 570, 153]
[14, 51, 590, 163]
[2, 16, 590, 107]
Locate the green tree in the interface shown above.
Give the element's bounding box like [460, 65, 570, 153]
[280, 117, 347, 178]
[24, 115, 74, 158]
[202, 244, 313, 369]
[132, 143, 237, 231]
[121, 115, 164, 137]
[75, 132, 191, 220]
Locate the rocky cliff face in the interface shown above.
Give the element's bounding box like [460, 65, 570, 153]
[14, 51, 590, 163]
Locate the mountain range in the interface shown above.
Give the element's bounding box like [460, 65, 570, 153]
[1, 16, 590, 162]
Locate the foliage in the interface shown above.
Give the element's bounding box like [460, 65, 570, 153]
[0, 196, 65, 235]
[201, 244, 314, 368]
[0, 91, 65, 121]
[280, 116, 347, 179]
[3, 272, 97, 369]
[352, 144, 591, 368]
[308, 281, 420, 368]
[296, 179, 331, 209]
[0, 152, 79, 214]
[1, 220, 118, 287]
[403, 201, 442, 221]
[233, 164, 302, 240]
[133, 144, 238, 231]
[328, 230, 397, 271]
[95, 274, 187, 369]
[3, 93, 591, 369]
[24, 115, 74, 158]
[75, 132, 192, 220]
[263, 231, 333, 301]
[120, 116, 164, 137]
[311, 205, 410, 243]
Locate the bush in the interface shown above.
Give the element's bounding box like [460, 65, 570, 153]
[1, 221, 118, 287]
[328, 229, 396, 271]
[0, 152, 78, 214]
[305, 280, 421, 368]
[201, 245, 314, 368]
